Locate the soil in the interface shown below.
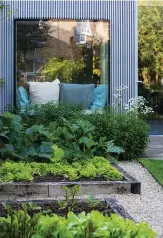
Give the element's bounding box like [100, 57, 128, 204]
[0, 200, 112, 217]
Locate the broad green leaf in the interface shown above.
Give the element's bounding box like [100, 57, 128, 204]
[106, 140, 125, 154]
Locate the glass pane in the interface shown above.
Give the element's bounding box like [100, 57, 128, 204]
[15, 20, 110, 106]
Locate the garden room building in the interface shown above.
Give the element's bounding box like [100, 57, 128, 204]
[0, 0, 137, 112]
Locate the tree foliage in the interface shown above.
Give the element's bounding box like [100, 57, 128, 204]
[138, 6, 163, 85]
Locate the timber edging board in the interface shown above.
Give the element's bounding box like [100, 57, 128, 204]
[0, 165, 141, 200]
[0, 198, 135, 221]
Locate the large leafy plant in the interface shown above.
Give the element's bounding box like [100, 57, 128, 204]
[0, 113, 53, 161]
[0, 206, 157, 238]
[52, 118, 124, 163]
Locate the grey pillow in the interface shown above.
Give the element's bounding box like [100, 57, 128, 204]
[60, 84, 95, 109]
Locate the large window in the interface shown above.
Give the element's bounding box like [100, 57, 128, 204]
[16, 19, 110, 86]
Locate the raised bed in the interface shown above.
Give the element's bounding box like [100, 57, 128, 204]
[0, 165, 141, 200]
[0, 197, 134, 221]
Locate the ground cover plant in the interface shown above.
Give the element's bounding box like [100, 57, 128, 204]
[0, 156, 122, 182]
[0, 200, 157, 238]
[139, 159, 163, 185]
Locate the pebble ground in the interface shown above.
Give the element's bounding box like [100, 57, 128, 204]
[96, 162, 163, 238]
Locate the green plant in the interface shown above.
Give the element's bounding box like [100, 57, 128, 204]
[139, 6, 163, 85]
[58, 185, 80, 214]
[0, 113, 53, 161]
[83, 109, 149, 160]
[0, 0, 5, 10]
[124, 96, 154, 119]
[33, 211, 157, 238]
[0, 78, 5, 88]
[0, 203, 41, 238]
[21, 103, 82, 127]
[0, 208, 157, 238]
[86, 194, 100, 207]
[0, 157, 122, 182]
[139, 159, 163, 186]
[38, 57, 85, 83]
[53, 118, 124, 162]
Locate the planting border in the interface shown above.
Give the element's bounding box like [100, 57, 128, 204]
[0, 164, 141, 200]
[0, 197, 134, 221]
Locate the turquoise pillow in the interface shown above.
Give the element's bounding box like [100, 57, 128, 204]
[90, 84, 107, 110]
[60, 83, 95, 109]
[16, 86, 31, 109]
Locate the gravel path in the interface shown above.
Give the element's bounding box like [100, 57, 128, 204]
[96, 161, 163, 238]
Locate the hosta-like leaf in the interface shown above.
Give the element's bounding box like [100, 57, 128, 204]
[0, 144, 15, 155]
[17, 146, 29, 159]
[106, 141, 125, 154]
[51, 145, 64, 163]
[98, 137, 107, 148]
[76, 119, 95, 135]
[28, 146, 38, 157]
[79, 136, 97, 149]
[38, 142, 53, 158]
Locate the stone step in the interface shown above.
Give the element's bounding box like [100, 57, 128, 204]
[145, 136, 163, 158]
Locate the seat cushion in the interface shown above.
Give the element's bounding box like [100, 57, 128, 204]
[16, 86, 31, 109]
[90, 84, 107, 110]
[28, 79, 60, 105]
[60, 84, 95, 109]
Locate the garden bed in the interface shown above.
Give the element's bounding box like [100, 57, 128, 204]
[0, 197, 134, 221]
[0, 197, 156, 237]
[0, 165, 141, 200]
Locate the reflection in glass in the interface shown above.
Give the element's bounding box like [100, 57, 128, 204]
[16, 20, 109, 86]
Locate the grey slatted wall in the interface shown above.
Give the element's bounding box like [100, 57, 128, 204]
[0, 0, 138, 112]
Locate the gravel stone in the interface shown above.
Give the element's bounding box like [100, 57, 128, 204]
[95, 161, 163, 238]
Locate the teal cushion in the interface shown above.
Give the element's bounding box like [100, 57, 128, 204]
[90, 84, 107, 110]
[16, 86, 31, 109]
[60, 84, 95, 109]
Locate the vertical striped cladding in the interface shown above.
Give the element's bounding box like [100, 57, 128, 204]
[0, 0, 137, 112]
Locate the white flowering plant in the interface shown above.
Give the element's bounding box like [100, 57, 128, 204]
[113, 86, 128, 111]
[113, 85, 154, 118]
[124, 96, 154, 118]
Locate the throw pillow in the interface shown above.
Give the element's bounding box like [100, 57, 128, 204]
[28, 79, 60, 105]
[16, 86, 31, 109]
[60, 84, 95, 109]
[90, 84, 107, 110]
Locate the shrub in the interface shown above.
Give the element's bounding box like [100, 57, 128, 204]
[2, 106, 149, 161]
[0, 157, 122, 182]
[0, 209, 157, 238]
[21, 103, 82, 127]
[82, 109, 149, 160]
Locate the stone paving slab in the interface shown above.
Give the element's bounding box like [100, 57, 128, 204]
[145, 136, 163, 159]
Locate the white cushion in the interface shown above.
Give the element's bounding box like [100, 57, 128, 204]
[28, 79, 60, 105]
